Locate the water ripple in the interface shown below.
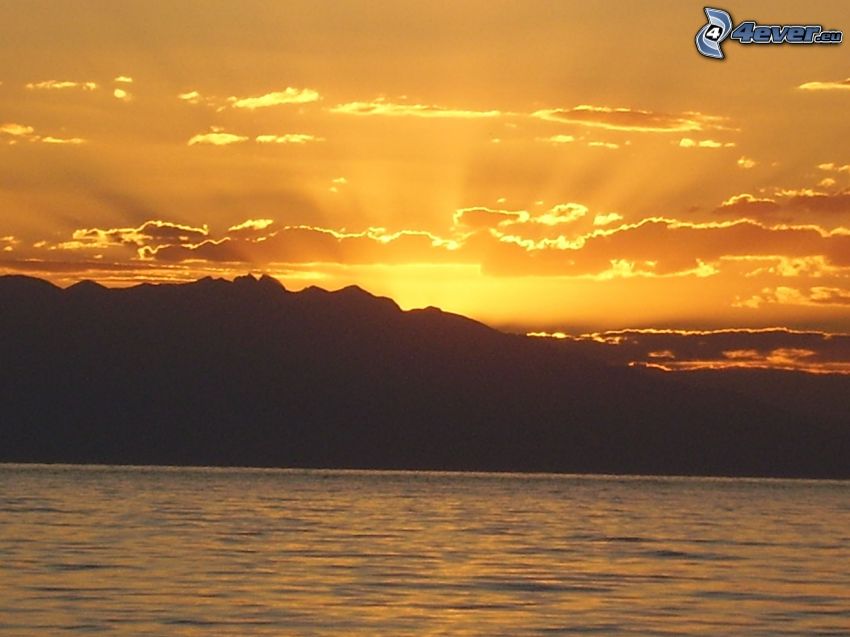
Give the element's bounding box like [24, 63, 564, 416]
[1, 464, 848, 636]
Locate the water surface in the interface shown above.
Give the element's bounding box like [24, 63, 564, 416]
[1, 464, 848, 635]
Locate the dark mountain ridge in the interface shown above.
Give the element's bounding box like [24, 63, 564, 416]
[1, 274, 847, 478]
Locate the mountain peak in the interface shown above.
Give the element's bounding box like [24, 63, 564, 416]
[230, 272, 288, 294]
[233, 273, 260, 285]
[68, 279, 106, 292]
[0, 274, 61, 305]
[258, 273, 286, 291]
[338, 284, 370, 295]
[0, 274, 60, 292]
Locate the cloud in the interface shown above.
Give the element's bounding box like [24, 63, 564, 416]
[452, 204, 588, 231]
[138, 223, 463, 265]
[678, 138, 735, 149]
[533, 203, 588, 225]
[798, 78, 850, 91]
[0, 123, 35, 138]
[23, 205, 850, 287]
[736, 286, 850, 309]
[587, 141, 619, 149]
[818, 163, 850, 174]
[716, 189, 850, 219]
[531, 105, 726, 133]
[453, 207, 529, 229]
[737, 156, 757, 169]
[593, 212, 624, 226]
[328, 177, 347, 193]
[227, 219, 274, 233]
[330, 97, 501, 119]
[468, 214, 850, 279]
[114, 76, 134, 83]
[716, 193, 780, 216]
[227, 88, 320, 110]
[177, 90, 204, 104]
[727, 255, 842, 279]
[40, 136, 86, 145]
[538, 134, 575, 144]
[26, 80, 98, 91]
[255, 133, 323, 144]
[113, 88, 132, 102]
[529, 327, 850, 375]
[53, 220, 209, 252]
[187, 129, 249, 146]
[187, 129, 324, 146]
[0, 236, 19, 253]
[177, 87, 320, 110]
[1, 122, 86, 145]
[31, 218, 466, 269]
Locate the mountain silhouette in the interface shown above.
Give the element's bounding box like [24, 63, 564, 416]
[0, 274, 847, 478]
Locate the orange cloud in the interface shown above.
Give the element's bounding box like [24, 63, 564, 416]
[26, 80, 98, 91]
[537, 134, 576, 144]
[1, 122, 86, 145]
[40, 136, 86, 144]
[139, 224, 464, 265]
[176, 87, 320, 110]
[468, 216, 850, 278]
[188, 129, 323, 146]
[113, 88, 132, 102]
[818, 162, 850, 174]
[177, 90, 204, 104]
[227, 219, 274, 233]
[227, 87, 320, 109]
[452, 204, 589, 236]
[736, 286, 850, 309]
[717, 193, 779, 216]
[532, 105, 726, 133]
[716, 189, 850, 219]
[798, 78, 850, 91]
[254, 133, 323, 144]
[678, 138, 735, 148]
[330, 97, 501, 118]
[0, 123, 35, 138]
[14, 210, 850, 291]
[453, 207, 528, 229]
[53, 220, 209, 252]
[593, 212, 624, 226]
[532, 203, 588, 225]
[0, 236, 19, 253]
[587, 141, 619, 149]
[187, 129, 249, 146]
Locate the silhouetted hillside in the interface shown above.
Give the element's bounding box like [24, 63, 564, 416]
[0, 274, 847, 478]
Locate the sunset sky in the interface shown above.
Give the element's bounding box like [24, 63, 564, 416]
[1, 0, 849, 335]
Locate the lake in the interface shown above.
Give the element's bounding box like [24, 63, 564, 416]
[1, 464, 848, 635]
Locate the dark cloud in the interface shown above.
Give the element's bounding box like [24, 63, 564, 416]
[141, 225, 469, 266]
[714, 190, 850, 220]
[532, 328, 850, 374]
[452, 207, 527, 229]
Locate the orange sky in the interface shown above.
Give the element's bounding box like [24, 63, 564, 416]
[1, 0, 849, 332]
